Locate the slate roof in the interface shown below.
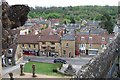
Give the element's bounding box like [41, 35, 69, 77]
[77, 31, 89, 35]
[61, 34, 75, 41]
[66, 24, 80, 30]
[80, 27, 107, 35]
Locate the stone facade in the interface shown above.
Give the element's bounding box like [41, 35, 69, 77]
[14, 45, 23, 64]
[0, 58, 2, 80]
[39, 42, 61, 56]
[61, 40, 75, 57]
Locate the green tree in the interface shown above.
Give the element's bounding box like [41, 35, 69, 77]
[47, 13, 60, 19]
[100, 13, 114, 34]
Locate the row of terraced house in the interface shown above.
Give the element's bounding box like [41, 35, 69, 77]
[3, 19, 115, 66]
[16, 28, 114, 58]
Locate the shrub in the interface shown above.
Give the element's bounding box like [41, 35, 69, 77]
[53, 69, 58, 72]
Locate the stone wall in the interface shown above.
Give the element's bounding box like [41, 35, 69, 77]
[75, 34, 120, 78]
[2, 1, 30, 49]
[0, 58, 2, 80]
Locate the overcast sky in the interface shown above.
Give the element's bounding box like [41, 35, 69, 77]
[6, 0, 120, 7]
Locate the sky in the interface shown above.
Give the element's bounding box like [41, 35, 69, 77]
[6, 0, 120, 7]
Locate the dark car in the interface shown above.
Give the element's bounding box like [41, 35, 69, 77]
[54, 58, 67, 64]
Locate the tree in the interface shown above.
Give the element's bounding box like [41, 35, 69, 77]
[100, 13, 114, 34]
[47, 13, 60, 19]
[70, 16, 75, 24]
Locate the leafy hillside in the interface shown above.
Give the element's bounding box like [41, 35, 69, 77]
[28, 6, 118, 23]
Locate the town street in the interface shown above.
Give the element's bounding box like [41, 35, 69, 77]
[23, 56, 93, 65]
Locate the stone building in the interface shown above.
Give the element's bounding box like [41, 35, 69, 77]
[61, 34, 76, 57]
[17, 35, 39, 56]
[38, 35, 61, 56]
[76, 34, 114, 55]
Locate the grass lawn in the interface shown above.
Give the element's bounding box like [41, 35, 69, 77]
[24, 61, 64, 76]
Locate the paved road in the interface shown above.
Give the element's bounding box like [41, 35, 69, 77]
[2, 56, 94, 78]
[23, 56, 93, 65]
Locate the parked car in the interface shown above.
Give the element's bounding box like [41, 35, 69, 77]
[54, 58, 67, 64]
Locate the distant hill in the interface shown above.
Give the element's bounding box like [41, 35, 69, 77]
[28, 6, 118, 24]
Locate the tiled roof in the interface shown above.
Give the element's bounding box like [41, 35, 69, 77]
[38, 35, 60, 42]
[27, 27, 57, 36]
[40, 27, 56, 35]
[17, 35, 39, 44]
[76, 34, 108, 44]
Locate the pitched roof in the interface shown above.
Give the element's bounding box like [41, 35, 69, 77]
[17, 35, 39, 44]
[66, 24, 80, 30]
[76, 33, 114, 44]
[38, 35, 60, 42]
[76, 35, 103, 44]
[40, 27, 56, 35]
[61, 34, 75, 41]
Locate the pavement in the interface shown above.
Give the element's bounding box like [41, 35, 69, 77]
[2, 69, 70, 78]
[2, 60, 28, 77]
